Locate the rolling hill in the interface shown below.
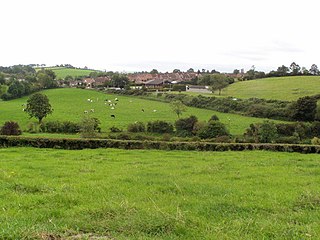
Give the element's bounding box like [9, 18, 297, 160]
[214, 76, 320, 101]
[35, 67, 98, 79]
[0, 88, 287, 135]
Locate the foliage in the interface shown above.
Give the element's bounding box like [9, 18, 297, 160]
[209, 114, 219, 121]
[147, 120, 174, 134]
[175, 115, 198, 136]
[40, 120, 80, 133]
[311, 137, 320, 145]
[0, 121, 22, 135]
[25, 93, 53, 124]
[289, 96, 317, 121]
[170, 100, 187, 118]
[197, 121, 229, 139]
[110, 126, 122, 133]
[127, 121, 145, 132]
[244, 121, 278, 143]
[79, 116, 101, 138]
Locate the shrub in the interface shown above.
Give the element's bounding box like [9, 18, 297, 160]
[209, 115, 219, 121]
[0, 121, 22, 135]
[147, 120, 174, 134]
[110, 126, 122, 133]
[311, 137, 320, 145]
[197, 121, 229, 139]
[127, 121, 145, 132]
[40, 121, 80, 133]
[175, 115, 198, 136]
[79, 116, 100, 138]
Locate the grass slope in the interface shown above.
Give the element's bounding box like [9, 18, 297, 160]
[35, 67, 97, 79]
[0, 88, 286, 135]
[216, 76, 320, 101]
[1, 148, 320, 239]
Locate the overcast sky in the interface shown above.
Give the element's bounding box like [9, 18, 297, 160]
[0, 0, 319, 72]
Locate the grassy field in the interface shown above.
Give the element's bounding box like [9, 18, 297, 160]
[0, 88, 287, 136]
[35, 67, 98, 79]
[0, 147, 319, 239]
[212, 76, 320, 101]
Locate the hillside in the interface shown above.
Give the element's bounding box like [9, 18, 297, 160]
[215, 76, 320, 101]
[35, 67, 98, 79]
[0, 88, 287, 135]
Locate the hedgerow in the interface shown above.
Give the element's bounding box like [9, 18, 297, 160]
[0, 136, 319, 153]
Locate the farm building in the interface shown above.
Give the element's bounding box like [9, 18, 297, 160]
[186, 85, 211, 93]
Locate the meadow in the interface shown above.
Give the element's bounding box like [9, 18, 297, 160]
[35, 67, 97, 79]
[0, 88, 286, 136]
[213, 76, 320, 100]
[0, 147, 319, 239]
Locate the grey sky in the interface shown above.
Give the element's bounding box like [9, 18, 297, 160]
[0, 0, 319, 72]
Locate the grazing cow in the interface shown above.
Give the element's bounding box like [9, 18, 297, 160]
[110, 114, 115, 118]
[141, 109, 144, 112]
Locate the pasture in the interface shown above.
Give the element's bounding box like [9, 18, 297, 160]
[213, 76, 320, 101]
[35, 67, 97, 79]
[0, 147, 320, 239]
[0, 88, 286, 136]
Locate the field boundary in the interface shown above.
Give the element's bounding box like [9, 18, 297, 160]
[0, 136, 319, 153]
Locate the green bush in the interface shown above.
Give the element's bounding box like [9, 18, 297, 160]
[110, 126, 122, 133]
[209, 115, 219, 121]
[0, 121, 22, 135]
[197, 121, 229, 139]
[147, 120, 174, 134]
[1, 136, 320, 153]
[311, 137, 320, 145]
[175, 115, 198, 136]
[127, 121, 145, 132]
[79, 116, 100, 138]
[40, 121, 80, 133]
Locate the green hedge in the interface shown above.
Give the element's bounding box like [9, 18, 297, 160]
[0, 136, 319, 153]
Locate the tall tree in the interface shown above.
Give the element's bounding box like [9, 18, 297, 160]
[309, 64, 320, 75]
[25, 93, 53, 124]
[290, 62, 301, 75]
[170, 100, 187, 118]
[290, 96, 317, 121]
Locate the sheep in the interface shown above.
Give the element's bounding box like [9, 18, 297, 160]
[84, 110, 88, 114]
[87, 99, 91, 102]
[153, 109, 157, 112]
[115, 98, 118, 101]
[111, 107, 115, 110]
[90, 109, 94, 113]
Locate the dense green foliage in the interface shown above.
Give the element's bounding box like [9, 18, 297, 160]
[25, 93, 53, 123]
[0, 148, 320, 239]
[0, 121, 21, 135]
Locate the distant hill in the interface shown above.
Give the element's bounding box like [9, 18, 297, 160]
[215, 76, 320, 101]
[35, 67, 99, 79]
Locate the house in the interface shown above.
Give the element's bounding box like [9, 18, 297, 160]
[144, 79, 172, 88]
[83, 78, 95, 88]
[94, 76, 111, 86]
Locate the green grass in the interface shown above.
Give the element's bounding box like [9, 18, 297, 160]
[35, 67, 98, 79]
[1, 147, 320, 239]
[212, 76, 320, 101]
[0, 88, 287, 136]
